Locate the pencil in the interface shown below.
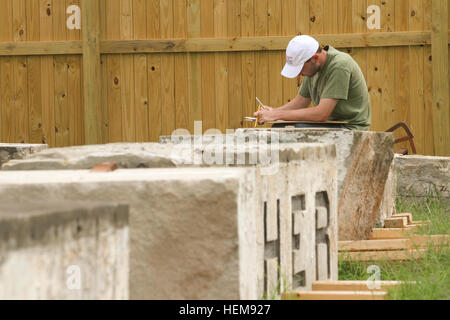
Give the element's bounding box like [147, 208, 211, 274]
[254, 106, 261, 127]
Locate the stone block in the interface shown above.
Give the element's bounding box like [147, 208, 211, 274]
[161, 128, 395, 240]
[1, 143, 182, 170]
[394, 154, 450, 198]
[0, 201, 128, 300]
[0, 168, 258, 300]
[0, 143, 47, 167]
[0, 142, 339, 298]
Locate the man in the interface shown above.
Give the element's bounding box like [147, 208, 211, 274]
[254, 35, 371, 130]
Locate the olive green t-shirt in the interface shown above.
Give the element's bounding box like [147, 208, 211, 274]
[299, 46, 371, 130]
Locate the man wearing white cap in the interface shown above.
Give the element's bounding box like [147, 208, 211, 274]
[254, 35, 371, 130]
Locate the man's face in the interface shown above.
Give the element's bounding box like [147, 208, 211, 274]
[299, 55, 320, 77]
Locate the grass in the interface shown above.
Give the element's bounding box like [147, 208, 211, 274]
[339, 195, 450, 300]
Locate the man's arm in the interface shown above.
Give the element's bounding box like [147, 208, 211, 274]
[257, 98, 338, 123]
[277, 94, 312, 110]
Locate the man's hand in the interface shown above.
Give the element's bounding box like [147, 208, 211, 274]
[254, 108, 278, 124]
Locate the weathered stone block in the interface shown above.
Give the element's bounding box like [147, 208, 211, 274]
[0, 142, 339, 298]
[0, 201, 128, 300]
[0, 168, 258, 300]
[161, 128, 395, 240]
[394, 154, 450, 198]
[0, 143, 47, 167]
[1, 143, 182, 170]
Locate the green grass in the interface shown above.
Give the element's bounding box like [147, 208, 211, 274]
[339, 195, 450, 300]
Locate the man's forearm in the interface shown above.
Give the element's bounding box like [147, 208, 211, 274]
[277, 95, 311, 110]
[274, 107, 328, 122]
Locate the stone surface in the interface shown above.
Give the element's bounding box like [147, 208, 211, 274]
[394, 154, 450, 198]
[161, 129, 395, 240]
[1, 143, 183, 170]
[0, 143, 47, 167]
[0, 168, 258, 300]
[0, 201, 129, 300]
[0, 142, 339, 298]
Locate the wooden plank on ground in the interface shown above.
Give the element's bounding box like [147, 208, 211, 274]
[339, 235, 449, 252]
[283, 290, 387, 300]
[340, 249, 428, 261]
[384, 217, 408, 228]
[370, 227, 417, 239]
[312, 280, 405, 292]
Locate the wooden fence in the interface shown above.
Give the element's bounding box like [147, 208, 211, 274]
[0, 0, 448, 156]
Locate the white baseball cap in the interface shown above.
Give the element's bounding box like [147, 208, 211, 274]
[281, 35, 320, 78]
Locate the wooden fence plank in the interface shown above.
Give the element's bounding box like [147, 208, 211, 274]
[423, 0, 434, 155]
[147, 0, 162, 141]
[214, 0, 228, 132]
[174, 0, 190, 132]
[380, 0, 396, 134]
[409, 0, 425, 154]
[255, 0, 270, 127]
[200, 0, 216, 131]
[268, 0, 282, 110]
[39, 0, 55, 146]
[133, 0, 149, 142]
[99, 0, 108, 143]
[228, 0, 243, 130]
[120, 0, 136, 142]
[160, 0, 176, 136]
[187, 0, 201, 132]
[394, 0, 411, 152]
[282, 0, 297, 106]
[367, 0, 382, 132]
[106, 0, 122, 142]
[241, 0, 256, 129]
[82, 0, 100, 145]
[13, 0, 29, 144]
[27, 0, 43, 144]
[0, 0, 13, 143]
[309, 0, 323, 35]
[431, 0, 449, 156]
[67, 0, 84, 149]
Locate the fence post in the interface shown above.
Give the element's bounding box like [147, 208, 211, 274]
[82, 0, 101, 144]
[431, 0, 449, 156]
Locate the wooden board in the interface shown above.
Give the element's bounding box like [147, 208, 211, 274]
[283, 290, 386, 300]
[340, 249, 428, 261]
[312, 280, 406, 292]
[339, 235, 449, 252]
